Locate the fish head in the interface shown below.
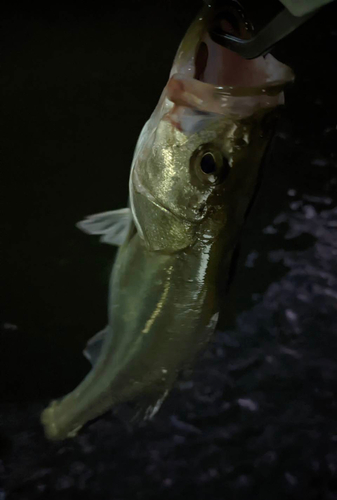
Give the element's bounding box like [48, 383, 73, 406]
[130, 3, 294, 253]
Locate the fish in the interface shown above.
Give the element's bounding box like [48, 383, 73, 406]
[41, 3, 293, 440]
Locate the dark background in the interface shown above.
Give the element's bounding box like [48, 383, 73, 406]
[1, 0, 337, 498]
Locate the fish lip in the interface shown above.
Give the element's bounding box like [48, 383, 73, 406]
[167, 71, 293, 116]
[211, 78, 293, 97]
[171, 70, 294, 99]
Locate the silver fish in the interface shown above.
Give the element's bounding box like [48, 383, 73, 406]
[41, 4, 293, 440]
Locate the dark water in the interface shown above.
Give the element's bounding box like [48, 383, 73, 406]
[1, 1, 337, 498]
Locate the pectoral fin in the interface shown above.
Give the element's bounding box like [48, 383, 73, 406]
[77, 208, 132, 246]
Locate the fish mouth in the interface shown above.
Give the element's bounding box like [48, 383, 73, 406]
[131, 3, 295, 230]
[166, 2, 294, 120]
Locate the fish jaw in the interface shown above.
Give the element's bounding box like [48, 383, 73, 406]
[170, 4, 294, 90]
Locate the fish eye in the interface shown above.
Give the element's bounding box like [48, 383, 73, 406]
[192, 146, 230, 185]
[200, 152, 217, 174]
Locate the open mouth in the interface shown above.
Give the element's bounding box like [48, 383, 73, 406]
[165, 2, 294, 122]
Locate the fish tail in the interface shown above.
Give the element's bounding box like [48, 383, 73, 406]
[40, 368, 115, 440]
[41, 377, 168, 440]
[41, 400, 81, 440]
